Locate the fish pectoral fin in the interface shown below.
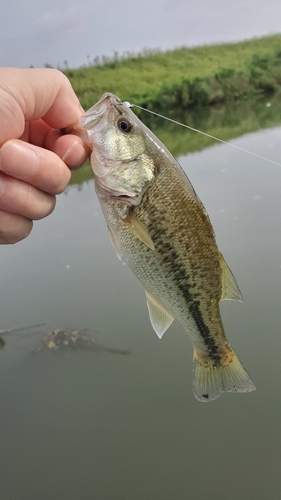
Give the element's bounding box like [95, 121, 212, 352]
[108, 226, 122, 260]
[219, 252, 243, 301]
[145, 290, 174, 339]
[121, 213, 155, 251]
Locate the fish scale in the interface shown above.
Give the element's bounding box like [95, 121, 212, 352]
[76, 92, 255, 402]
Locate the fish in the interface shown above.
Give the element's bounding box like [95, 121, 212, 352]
[76, 92, 255, 402]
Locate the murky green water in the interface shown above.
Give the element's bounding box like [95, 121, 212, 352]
[1, 98, 281, 500]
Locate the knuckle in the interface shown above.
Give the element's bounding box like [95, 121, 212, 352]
[32, 195, 56, 220]
[18, 220, 33, 241]
[0, 210, 33, 244]
[46, 195, 56, 216]
[47, 163, 70, 195]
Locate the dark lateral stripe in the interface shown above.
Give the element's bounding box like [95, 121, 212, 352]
[148, 220, 220, 359]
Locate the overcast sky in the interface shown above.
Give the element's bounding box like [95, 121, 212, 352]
[1, 0, 281, 69]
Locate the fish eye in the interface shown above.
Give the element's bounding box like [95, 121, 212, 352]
[117, 117, 133, 133]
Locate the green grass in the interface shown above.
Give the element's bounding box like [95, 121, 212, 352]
[64, 35, 281, 188]
[65, 35, 281, 112]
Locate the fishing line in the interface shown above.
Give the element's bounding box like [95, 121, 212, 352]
[123, 102, 281, 168]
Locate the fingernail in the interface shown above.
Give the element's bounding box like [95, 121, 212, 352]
[62, 140, 88, 168]
[0, 141, 39, 178]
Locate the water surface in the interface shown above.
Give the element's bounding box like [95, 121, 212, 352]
[1, 100, 281, 500]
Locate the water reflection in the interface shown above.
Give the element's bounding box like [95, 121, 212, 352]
[0, 98, 281, 500]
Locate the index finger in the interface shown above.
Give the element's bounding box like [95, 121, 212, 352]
[0, 68, 83, 145]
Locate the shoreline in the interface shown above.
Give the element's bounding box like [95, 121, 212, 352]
[65, 34, 281, 113]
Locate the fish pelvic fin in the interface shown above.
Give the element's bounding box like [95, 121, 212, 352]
[219, 253, 243, 302]
[192, 350, 255, 402]
[122, 213, 155, 251]
[145, 290, 174, 339]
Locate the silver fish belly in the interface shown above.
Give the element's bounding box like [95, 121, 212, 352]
[77, 92, 255, 402]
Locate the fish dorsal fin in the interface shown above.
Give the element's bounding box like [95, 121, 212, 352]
[107, 226, 122, 260]
[122, 212, 155, 251]
[219, 253, 243, 302]
[145, 290, 174, 338]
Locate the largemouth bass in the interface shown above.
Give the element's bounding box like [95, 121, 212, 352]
[76, 92, 255, 402]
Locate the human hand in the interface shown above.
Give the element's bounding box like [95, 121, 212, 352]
[0, 68, 89, 244]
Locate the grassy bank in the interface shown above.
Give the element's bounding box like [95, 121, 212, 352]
[66, 35, 281, 113]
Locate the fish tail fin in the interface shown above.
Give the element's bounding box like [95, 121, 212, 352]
[192, 350, 255, 402]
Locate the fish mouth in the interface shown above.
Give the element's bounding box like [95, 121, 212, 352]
[81, 92, 122, 129]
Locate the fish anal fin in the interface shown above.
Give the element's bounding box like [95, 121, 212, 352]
[108, 226, 122, 260]
[145, 290, 174, 339]
[219, 252, 243, 301]
[192, 349, 255, 402]
[122, 213, 155, 251]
